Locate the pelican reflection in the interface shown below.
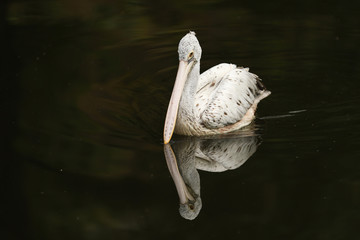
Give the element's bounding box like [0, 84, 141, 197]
[164, 132, 261, 220]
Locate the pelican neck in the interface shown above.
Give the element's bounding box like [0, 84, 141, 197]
[179, 61, 200, 117]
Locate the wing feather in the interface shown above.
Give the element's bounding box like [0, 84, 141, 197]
[199, 67, 266, 129]
[194, 63, 236, 118]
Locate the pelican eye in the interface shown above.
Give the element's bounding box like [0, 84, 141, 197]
[188, 51, 194, 59]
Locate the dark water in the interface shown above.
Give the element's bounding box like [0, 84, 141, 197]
[3, 0, 360, 239]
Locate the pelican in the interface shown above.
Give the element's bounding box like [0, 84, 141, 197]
[164, 135, 261, 220]
[164, 31, 271, 144]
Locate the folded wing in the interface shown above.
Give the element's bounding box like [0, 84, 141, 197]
[197, 65, 266, 129]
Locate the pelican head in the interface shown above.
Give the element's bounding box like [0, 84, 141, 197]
[163, 31, 202, 144]
[178, 31, 202, 62]
[179, 197, 202, 220]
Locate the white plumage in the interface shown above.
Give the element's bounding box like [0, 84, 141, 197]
[163, 32, 270, 143]
[164, 136, 260, 220]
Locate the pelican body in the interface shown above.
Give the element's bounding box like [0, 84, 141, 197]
[164, 32, 270, 143]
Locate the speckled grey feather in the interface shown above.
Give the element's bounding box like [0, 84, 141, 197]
[172, 32, 271, 137]
[164, 134, 260, 220]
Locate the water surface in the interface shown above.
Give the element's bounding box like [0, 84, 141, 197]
[3, 0, 360, 239]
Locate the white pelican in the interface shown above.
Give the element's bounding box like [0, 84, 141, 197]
[164, 31, 271, 144]
[164, 135, 260, 220]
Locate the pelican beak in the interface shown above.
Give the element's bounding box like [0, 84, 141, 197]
[163, 60, 193, 144]
[164, 144, 195, 204]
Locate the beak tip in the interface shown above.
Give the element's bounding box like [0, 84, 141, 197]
[163, 136, 170, 145]
[163, 122, 175, 145]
